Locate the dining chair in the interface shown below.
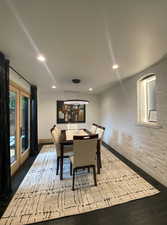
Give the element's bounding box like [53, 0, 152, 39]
[96, 127, 105, 140]
[70, 134, 98, 191]
[51, 129, 73, 175]
[50, 125, 61, 139]
[50, 124, 56, 133]
[90, 123, 97, 134]
[53, 125, 61, 134]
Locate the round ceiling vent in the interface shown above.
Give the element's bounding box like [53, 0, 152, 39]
[72, 79, 81, 84]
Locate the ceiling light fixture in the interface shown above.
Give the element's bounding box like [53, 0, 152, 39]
[64, 79, 89, 105]
[64, 99, 89, 105]
[52, 85, 56, 89]
[112, 64, 119, 70]
[37, 54, 46, 62]
[88, 88, 93, 91]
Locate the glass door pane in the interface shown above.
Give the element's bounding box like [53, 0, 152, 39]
[20, 95, 30, 153]
[9, 91, 17, 164]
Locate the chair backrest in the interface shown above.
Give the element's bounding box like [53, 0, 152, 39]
[51, 129, 61, 156]
[50, 125, 56, 133]
[90, 123, 97, 134]
[54, 126, 61, 135]
[50, 124, 61, 133]
[73, 134, 98, 168]
[96, 127, 105, 140]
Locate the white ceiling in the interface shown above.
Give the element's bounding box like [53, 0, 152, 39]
[0, 0, 167, 93]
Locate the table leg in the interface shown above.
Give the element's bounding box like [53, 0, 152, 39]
[60, 143, 64, 180]
[99, 146, 102, 168]
[97, 140, 101, 174]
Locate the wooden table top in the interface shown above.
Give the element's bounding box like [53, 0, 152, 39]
[59, 129, 91, 145]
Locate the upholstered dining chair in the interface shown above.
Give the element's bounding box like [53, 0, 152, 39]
[96, 127, 105, 140]
[70, 134, 98, 191]
[50, 125, 61, 138]
[51, 129, 73, 175]
[50, 124, 56, 133]
[90, 123, 97, 134]
[53, 125, 61, 134]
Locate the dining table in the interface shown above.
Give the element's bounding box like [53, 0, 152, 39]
[59, 129, 101, 180]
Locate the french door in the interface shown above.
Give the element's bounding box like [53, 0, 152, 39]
[9, 83, 30, 175]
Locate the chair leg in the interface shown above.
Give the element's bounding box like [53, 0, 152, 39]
[93, 166, 97, 186]
[56, 157, 60, 175]
[99, 151, 102, 168]
[72, 169, 75, 191]
[70, 162, 72, 176]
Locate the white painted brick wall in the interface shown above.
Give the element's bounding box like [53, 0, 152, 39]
[99, 58, 167, 187]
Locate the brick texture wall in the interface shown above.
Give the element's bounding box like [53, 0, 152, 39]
[99, 58, 167, 187]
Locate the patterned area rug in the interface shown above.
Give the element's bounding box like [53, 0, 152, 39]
[0, 145, 159, 225]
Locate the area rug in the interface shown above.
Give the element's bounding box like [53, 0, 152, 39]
[0, 145, 159, 225]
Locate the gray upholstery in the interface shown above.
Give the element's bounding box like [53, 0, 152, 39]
[53, 126, 61, 135]
[70, 137, 97, 169]
[90, 125, 97, 134]
[51, 130, 73, 157]
[96, 127, 104, 140]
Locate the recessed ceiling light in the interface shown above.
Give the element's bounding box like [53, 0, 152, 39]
[88, 88, 93, 91]
[37, 54, 46, 62]
[52, 85, 56, 89]
[112, 64, 119, 70]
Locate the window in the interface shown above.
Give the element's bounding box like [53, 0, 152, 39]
[137, 74, 157, 124]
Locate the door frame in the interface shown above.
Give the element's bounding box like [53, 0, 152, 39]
[10, 81, 30, 175]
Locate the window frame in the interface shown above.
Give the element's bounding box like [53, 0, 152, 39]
[137, 73, 158, 126]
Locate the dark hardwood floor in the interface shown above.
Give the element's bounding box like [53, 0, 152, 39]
[1, 143, 167, 225]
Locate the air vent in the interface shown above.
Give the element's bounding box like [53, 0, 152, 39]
[72, 79, 81, 84]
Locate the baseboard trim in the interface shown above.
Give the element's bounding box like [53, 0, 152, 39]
[38, 139, 53, 144]
[102, 141, 167, 192]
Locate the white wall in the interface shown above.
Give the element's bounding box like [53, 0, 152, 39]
[99, 58, 167, 187]
[38, 91, 100, 140]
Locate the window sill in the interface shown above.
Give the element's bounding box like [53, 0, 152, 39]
[136, 122, 162, 129]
